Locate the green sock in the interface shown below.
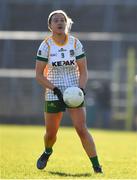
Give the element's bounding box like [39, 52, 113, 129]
[90, 156, 100, 167]
[45, 147, 53, 155]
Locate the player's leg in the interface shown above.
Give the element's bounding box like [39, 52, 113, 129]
[37, 112, 63, 170]
[68, 107, 102, 173]
[44, 112, 63, 151]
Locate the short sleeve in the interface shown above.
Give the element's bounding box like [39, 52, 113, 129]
[36, 41, 49, 62]
[75, 39, 86, 60]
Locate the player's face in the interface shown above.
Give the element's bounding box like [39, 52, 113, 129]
[50, 13, 67, 34]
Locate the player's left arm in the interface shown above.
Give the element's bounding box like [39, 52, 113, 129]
[76, 57, 88, 89]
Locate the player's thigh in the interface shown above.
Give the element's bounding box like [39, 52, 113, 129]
[67, 107, 87, 128]
[44, 112, 63, 133]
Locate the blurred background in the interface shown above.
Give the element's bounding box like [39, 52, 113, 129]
[0, 0, 137, 130]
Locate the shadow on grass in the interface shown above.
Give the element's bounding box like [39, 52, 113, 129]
[48, 171, 91, 177]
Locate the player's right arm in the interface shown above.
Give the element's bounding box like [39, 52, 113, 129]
[35, 40, 55, 90]
[35, 41, 63, 101]
[35, 61, 55, 90]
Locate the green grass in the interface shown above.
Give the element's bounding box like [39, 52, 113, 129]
[0, 125, 137, 179]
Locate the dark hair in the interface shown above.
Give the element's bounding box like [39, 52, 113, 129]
[48, 10, 73, 33]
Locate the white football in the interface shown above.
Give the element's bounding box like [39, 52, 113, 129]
[63, 87, 84, 107]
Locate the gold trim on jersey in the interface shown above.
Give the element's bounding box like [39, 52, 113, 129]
[51, 34, 68, 47]
[44, 37, 51, 58]
[44, 66, 48, 77]
[74, 38, 77, 49]
[43, 37, 51, 77]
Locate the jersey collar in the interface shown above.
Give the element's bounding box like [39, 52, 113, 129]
[51, 34, 68, 46]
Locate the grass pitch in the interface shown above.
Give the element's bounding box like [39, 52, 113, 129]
[0, 125, 137, 179]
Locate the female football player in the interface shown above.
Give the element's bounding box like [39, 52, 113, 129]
[35, 10, 102, 173]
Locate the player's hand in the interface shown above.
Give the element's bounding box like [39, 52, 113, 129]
[53, 87, 64, 102]
[80, 88, 86, 95]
